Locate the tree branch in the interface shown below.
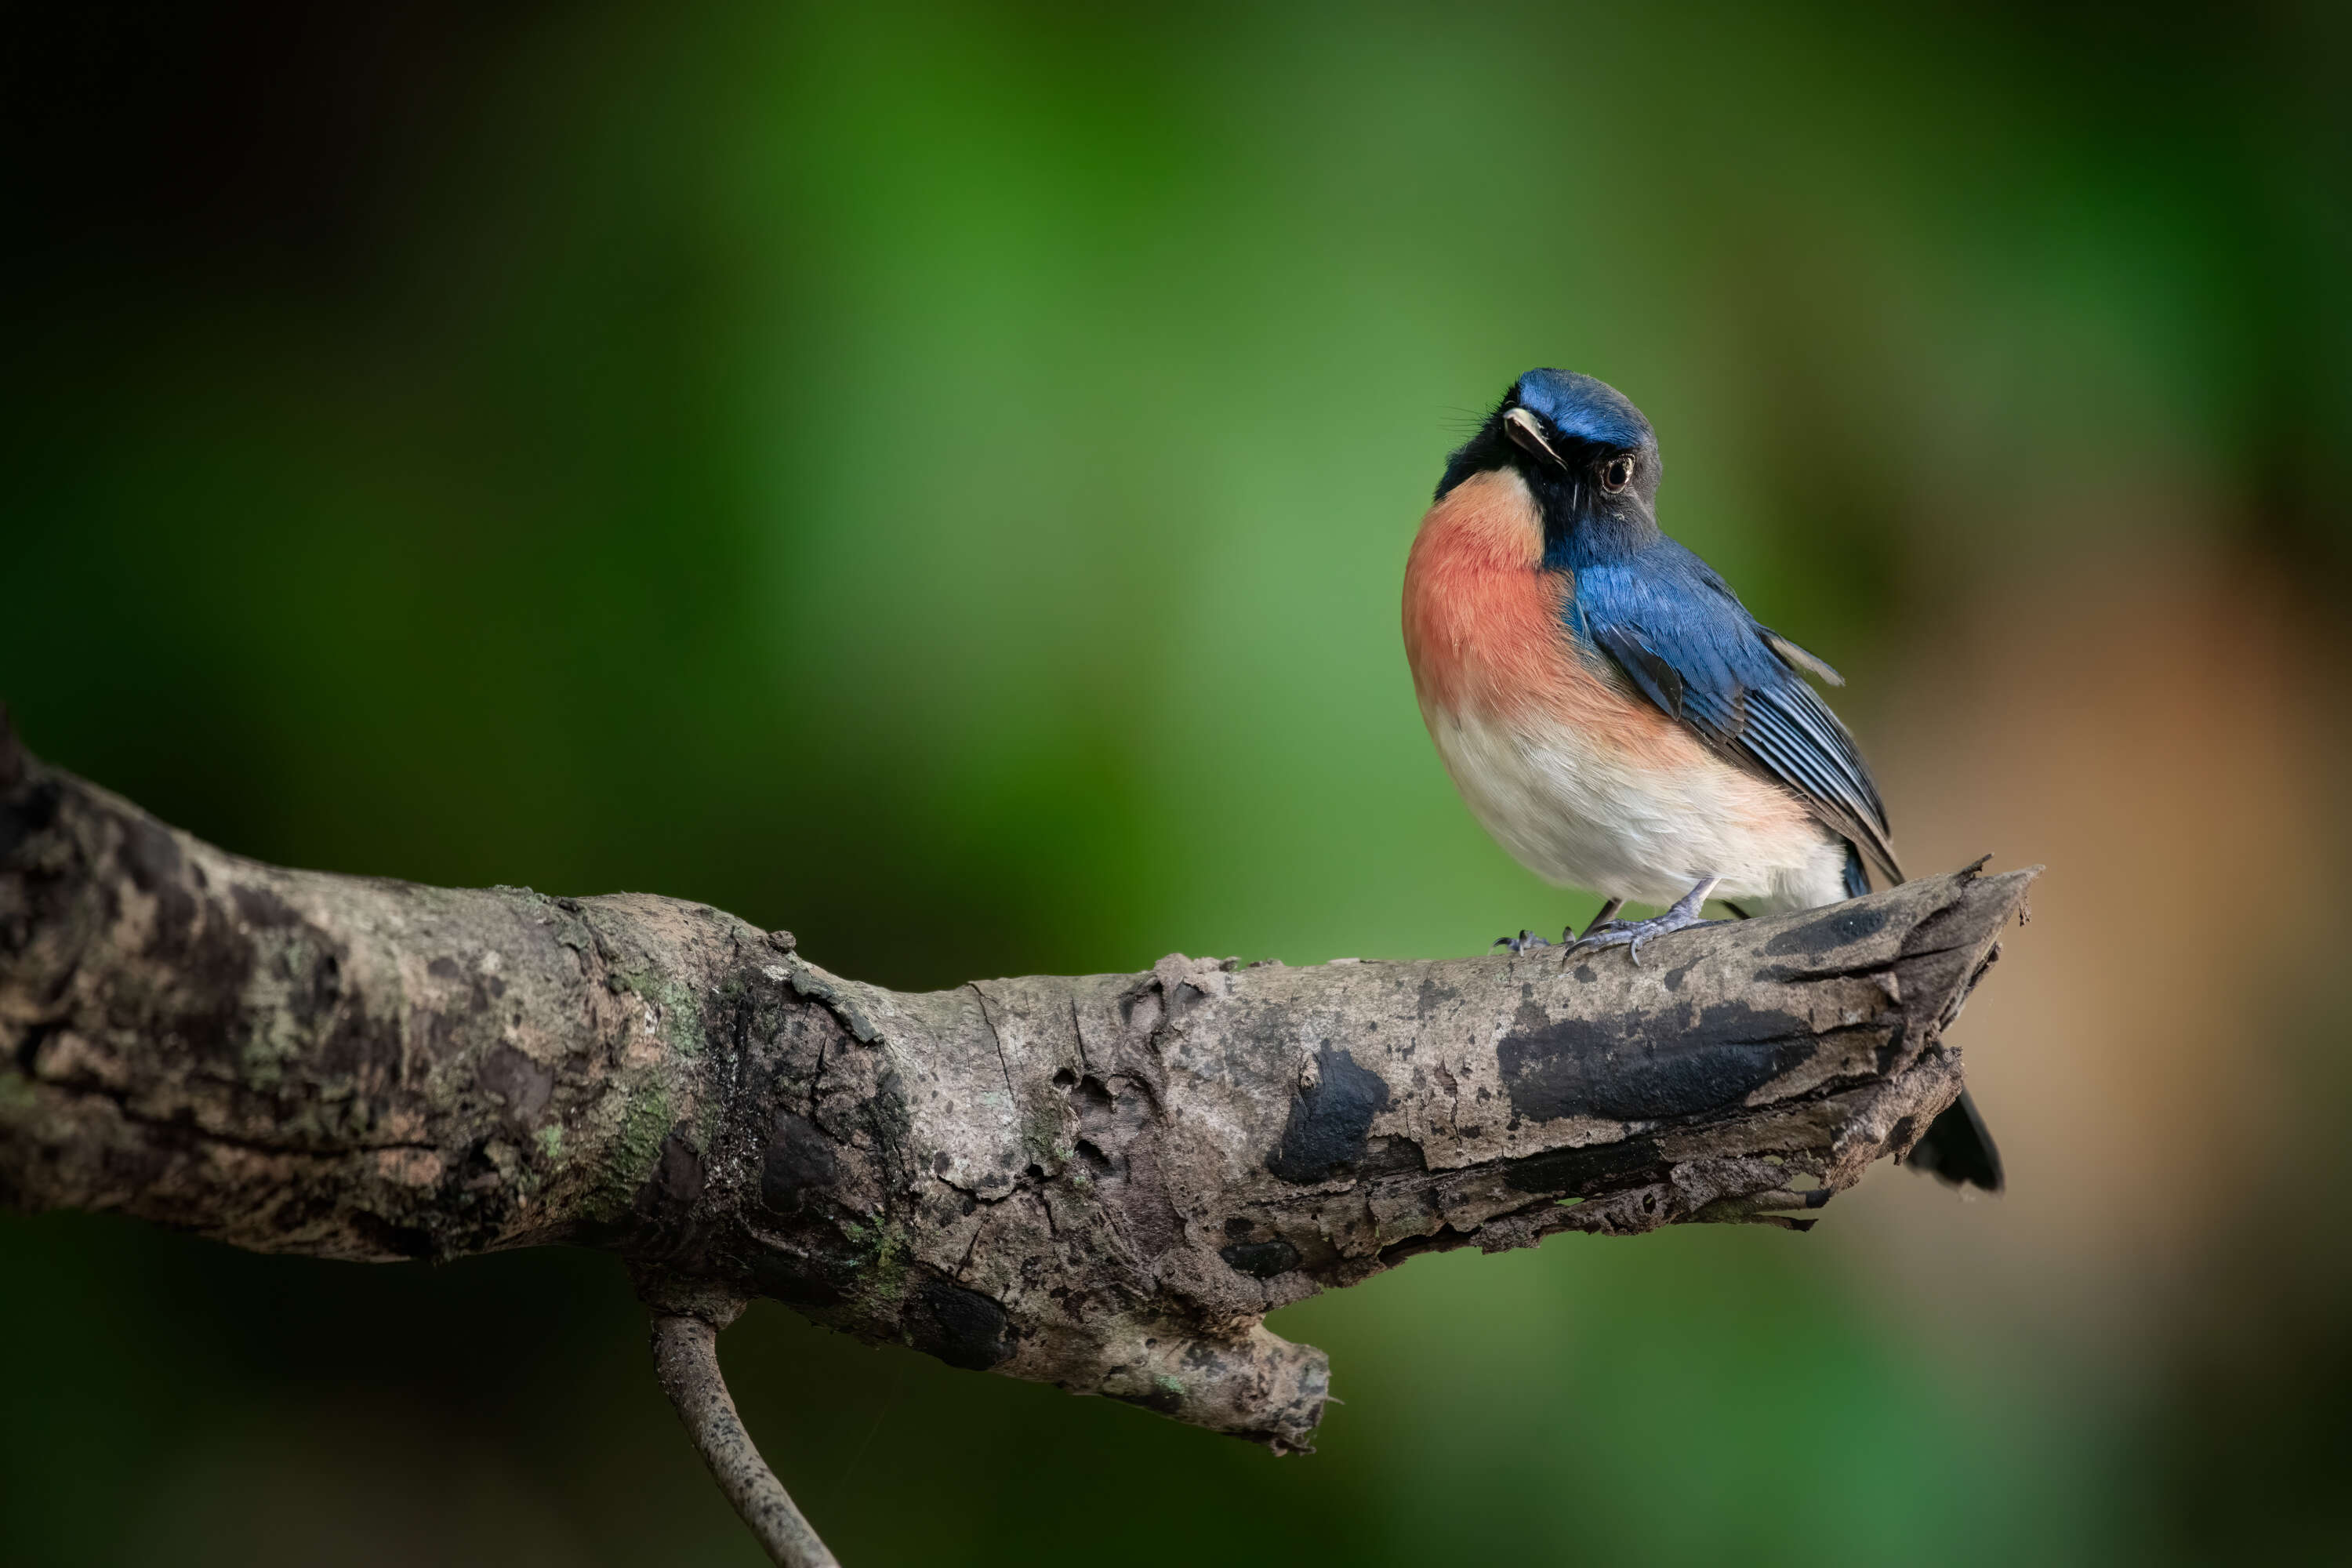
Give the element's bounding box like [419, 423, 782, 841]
[0, 709, 2032, 1470]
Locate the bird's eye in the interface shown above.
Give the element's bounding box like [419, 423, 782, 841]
[1601, 456, 1635, 492]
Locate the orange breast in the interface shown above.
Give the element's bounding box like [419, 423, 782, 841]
[1401, 467, 1691, 766]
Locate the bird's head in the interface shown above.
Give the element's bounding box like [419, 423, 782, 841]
[1437, 369, 1662, 558]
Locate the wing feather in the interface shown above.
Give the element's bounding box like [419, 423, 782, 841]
[1574, 547, 1904, 888]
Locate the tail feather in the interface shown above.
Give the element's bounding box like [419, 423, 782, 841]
[1907, 1091, 2004, 1193]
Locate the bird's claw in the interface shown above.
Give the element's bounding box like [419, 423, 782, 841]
[1493, 930, 1555, 956]
[1559, 912, 1725, 967]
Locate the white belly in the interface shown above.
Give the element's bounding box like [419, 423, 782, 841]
[1424, 702, 1849, 912]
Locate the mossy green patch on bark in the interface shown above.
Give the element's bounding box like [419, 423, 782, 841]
[1018, 1103, 1071, 1174]
[238, 933, 325, 1091]
[587, 1080, 673, 1222]
[615, 969, 707, 1059]
[840, 1213, 913, 1317]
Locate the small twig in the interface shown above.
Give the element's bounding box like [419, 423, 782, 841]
[648, 1308, 839, 1568]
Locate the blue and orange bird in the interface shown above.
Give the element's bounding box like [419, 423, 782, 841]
[1402, 368, 2000, 1191]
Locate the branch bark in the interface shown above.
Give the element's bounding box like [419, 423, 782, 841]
[0, 712, 2031, 1466]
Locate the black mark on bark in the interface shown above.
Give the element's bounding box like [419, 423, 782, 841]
[1220, 1238, 1302, 1278]
[906, 1277, 1011, 1370]
[760, 1112, 840, 1217]
[1762, 904, 1890, 956]
[1501, 1135, 1666, 1195]
[1497, 1003, 1809, 1122]
[1266, 1045, 1391, 1185]
[230, 884, 299, 930]
[478, 1045, 554, 1125]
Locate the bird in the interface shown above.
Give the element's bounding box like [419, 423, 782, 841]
[1400, 368, 2001, 1192]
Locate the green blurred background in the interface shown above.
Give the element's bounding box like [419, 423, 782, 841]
[5, 2, 2350, 1562]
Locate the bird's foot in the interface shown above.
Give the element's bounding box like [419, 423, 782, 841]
[1570, 918, 1637, 942]
[1561, 877, 1722, 967]
[1561, 908, 1724, 966]
[1493, 930, 1555, 955]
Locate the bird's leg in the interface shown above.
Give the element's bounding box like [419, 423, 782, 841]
[1563, 898, 1626, 944]
[1562, 877, 1724, 966]
[1492, 930, 1555, 955]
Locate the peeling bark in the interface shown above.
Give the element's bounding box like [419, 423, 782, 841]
[0, 714, 2031, 1455]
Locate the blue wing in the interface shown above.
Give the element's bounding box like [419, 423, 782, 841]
[1571, 540, 1904, 889]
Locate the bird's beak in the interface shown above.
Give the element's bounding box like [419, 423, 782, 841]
[1502, 407, 1565, 468]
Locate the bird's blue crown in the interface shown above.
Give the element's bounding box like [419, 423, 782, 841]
[1512, 369, 1653, 452]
